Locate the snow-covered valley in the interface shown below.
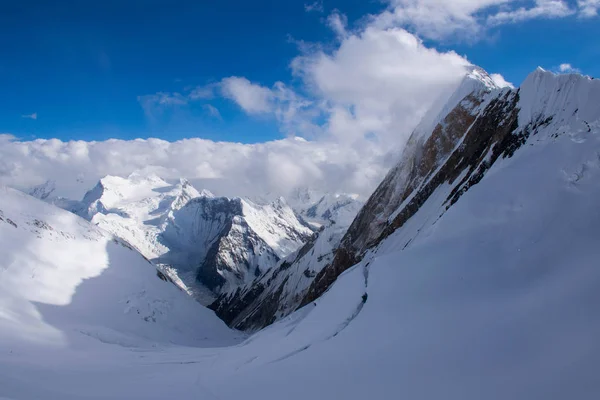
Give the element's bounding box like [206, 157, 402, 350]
[1, 67, 600, 399]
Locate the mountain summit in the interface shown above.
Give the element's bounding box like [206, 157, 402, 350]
[66, 173, 313, 300]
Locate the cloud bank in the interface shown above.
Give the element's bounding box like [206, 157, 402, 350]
[8, 0, 594, 202]
[0, 135, 393, 201]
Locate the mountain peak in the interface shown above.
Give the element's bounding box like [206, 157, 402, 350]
[518, 65, 600, 131]
[28, 179, 56, 200]
[465, 66, 502, 90]
[411, 65, 504, 143]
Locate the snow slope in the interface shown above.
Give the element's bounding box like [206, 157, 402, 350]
[210, 192, 363, 330]
[65, 172, 312, 299]
[300, 67, 598, 305]
[1, 68, 600, 400]
[73, 173, 209, 258]
[0, 186, 241, 349]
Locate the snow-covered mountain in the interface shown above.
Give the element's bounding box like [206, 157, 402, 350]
[303, 67, 600, 305]
[211, 66, 600, 332]
[2, 66, 600, 400]
[297, 192, 362, 227]
[210, 192, 363, 330]
[63, 173, 313, 300]
[0, 186, 241, 348]
[28, 179, 57, 200]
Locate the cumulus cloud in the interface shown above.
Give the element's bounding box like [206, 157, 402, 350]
[558, 63, 580, 73]
[2, 13, 498, 203]
[219, 78, 323, 137]
[0, 136, 391, 201]
[21, 113, 38, 120]
[6, 1, 528, 204]
[327, 11, 348, 38]
[0, 134, 16, 142]
[578, 0, 600, 17]
[221, 77, 274, 114]
[490, 73, 514, 88]
[372, 0, 591, 40]
[488, 0, 574, 26]
[291, 26, 472, 145]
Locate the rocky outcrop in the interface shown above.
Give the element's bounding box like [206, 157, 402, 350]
[209, 195, 363, 330]
[55, 173, 313, 299]
[156, 195, 314, 295]
[301, 68, 598, 307]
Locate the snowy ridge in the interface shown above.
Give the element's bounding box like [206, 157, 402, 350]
[0, 186, 240, 348]
[301, 193, 362, 227]
[518, 67, 600, 133]
[210, 193, 363, 330]
[28, 179, 57, 200]
[411, 66, 504, 143]
[327, 67, 504, 259]
[240, 196, 311, 258]
[301, 67, 600, 306]
[1, 67, 600, 399]
[73, 173, 205, 263]
[63, 172, 313, 299]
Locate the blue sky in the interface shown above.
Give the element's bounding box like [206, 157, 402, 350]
[1, 0, 599, 143]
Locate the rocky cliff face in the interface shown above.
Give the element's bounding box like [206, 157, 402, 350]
[301, 67, 599, 306]
[175, 196, 314, 294]
[210, 193, 363, 330]
[57, 173, 313, 300]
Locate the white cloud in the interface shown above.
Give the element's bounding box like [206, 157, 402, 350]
[578, 0, 600, 17]
[373, 0, 507, 39]
[221, 77, 274, 114]
[21, 113, 38, 120]
[291, 26, 473, 145]
[188, 83, 217, 100]
[0, 134, 16, 143]
[327, 11, 348, 38]
[17, 1, 523, 204]
[305, 1, 324, 13]
[138, 83, 219, 120]
[219, 78, 323, 138]
[0, 136, 391, 201]
[137, 92, 187, 119]
[373, 0, 589, 40]
[490, 73, 514, 88]
[216, 7, 512, 153]
[203, 104, 222, 120]
[488, 0, 574, 25]
[138, 92, 187, 106]
[558, 63, 580, 73]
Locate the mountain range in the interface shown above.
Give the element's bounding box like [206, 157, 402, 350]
[2, 65, 600, 399]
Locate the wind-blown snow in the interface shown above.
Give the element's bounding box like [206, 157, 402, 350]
[411, 66, 502, 143]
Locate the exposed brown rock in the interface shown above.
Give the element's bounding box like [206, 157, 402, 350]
[301, 89, 526, 307]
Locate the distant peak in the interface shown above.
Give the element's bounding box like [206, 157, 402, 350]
[464, 66, 502, 91]
[178, 178, 190, 186]
[199, 189, 215, 198]
[28, 179, 56, 200]
[273, 196, 289, 207]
